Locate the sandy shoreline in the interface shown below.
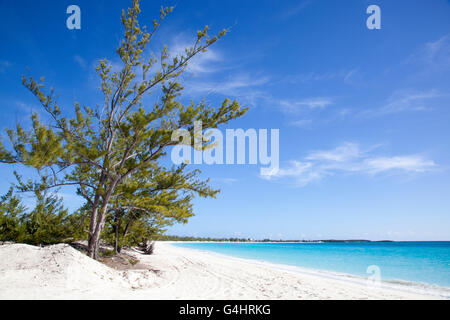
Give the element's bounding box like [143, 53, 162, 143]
[0, 242, 447, 300]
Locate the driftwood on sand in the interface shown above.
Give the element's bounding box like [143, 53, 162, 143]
[139, 241, 155, 255]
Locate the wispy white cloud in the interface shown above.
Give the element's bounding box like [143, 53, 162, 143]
[363, 156, 435, 174]
[277, 97, 333, 114]
[169, 35, 223, 76]
[166, 33, 272, 105]
[278, 0, 313, 20]
[261, 142, 436, 186]
[283, 69, 359, 85]
[185, 73, 270, 103]
[185, 48, 221, 75]
[408, 34, 450, 69]
[0, 60, 12, 73]
[289, 119, 313, 129]
[360, 89, 443, 117]
[306, 142, 362, 162]
[185, 71, 335, 114]
[10, 100, 47, 125]
[343, 69, 361, 84]
[211, 178, 238, 185]
[15, 101, 41, 116]
[74, 55, 87, 69]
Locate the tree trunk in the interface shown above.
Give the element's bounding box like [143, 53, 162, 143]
[117, 215, 134, 254]
[87, 180, 118, 259]
[87, 203, 109, 259]
[114, 212, 123, 255]
[87, 206, 99, 259]
[114, 220, 119, 255]
[87, 235, 99, 259]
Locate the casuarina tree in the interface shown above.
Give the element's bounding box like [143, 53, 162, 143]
[0, 0, 247, 259]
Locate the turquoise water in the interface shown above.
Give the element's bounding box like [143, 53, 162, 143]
[174, 242, 450, 288]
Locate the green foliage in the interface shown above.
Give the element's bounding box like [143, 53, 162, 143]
[128, 257, 139, 265]
[103, 163, 219, 252]
[0, 188, 27, 242]
[19, 191, 71, 245]
[99, 249, 115, 258]
[65, 206, 90, 241]
[0, 188, 85, 245]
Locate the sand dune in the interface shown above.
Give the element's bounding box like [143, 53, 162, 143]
[0, 242, 444, 300]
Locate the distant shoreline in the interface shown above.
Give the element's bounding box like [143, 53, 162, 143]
[159, 239, 450, 243]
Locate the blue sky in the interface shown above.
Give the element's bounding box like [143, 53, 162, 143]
[0, 0, 449, 240]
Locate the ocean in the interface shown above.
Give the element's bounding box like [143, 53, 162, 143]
[174, 241, 450, 289]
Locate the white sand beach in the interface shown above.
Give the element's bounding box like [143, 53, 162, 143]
[0, 242, 446, 300]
